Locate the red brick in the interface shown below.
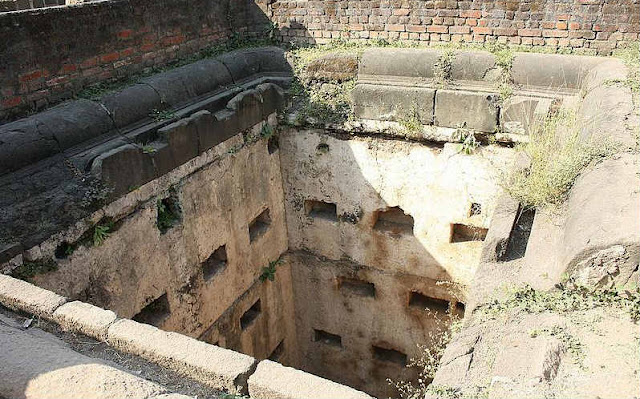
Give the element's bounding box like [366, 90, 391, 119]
[449, 26, 470, 34]
[100, 52, 120, 63]
[466, 19, 478, 26]
[80, 57, 98, 69]
[61, 64, 77, 73]
[460, 10, 482, 18]
[19, 70, 43, 83]
[140, 43, 156, 52]
[1, 96, 22, 108]
[543, 29, 568, 38]
[427, 25, 448, 33]
[407, 24, 426, 33]
[518, 28, 542, 37]
[569, 22, 581, 30]
[386, 24, 405, 31]
[473, 27, 492, 35]
[117, 29, 134, 40]
[556, 21, 568, 30]
[494, 27, 517, 36]
[393, 8, 410, 16]
[120, 47, 135, 57]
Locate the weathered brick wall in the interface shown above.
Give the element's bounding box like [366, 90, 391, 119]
[270, 0, 639, 54]
[0, 0, 66, 13]
[0, 0, 270, 121]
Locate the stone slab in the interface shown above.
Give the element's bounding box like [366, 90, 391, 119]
[101, 84, 162, 129]
[0, 320, 166, 399]
[0, 274, 66, 318]
[352, 83, 435, 124]
[358, 48, 439, 79]
[107, 319, 257, 394]
[511, 52, 603, 90]
[248, 360, 374, 399]
[52, 300, 118, 340]
[435, 89, 499, 132]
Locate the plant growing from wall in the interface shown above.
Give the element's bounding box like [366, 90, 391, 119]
[157, 193, 181, 234]
[390, 310, 463, 399]
[452, 125, 480, 155]
[398, 108, 423, 136]
[434, 49, 456, 88]
[489, 43, 515, 104]
[501, 109, 618, 208]
[260, 258, 283, 282]
[92, 221, 113, 246]
[11, 258, 58, 281]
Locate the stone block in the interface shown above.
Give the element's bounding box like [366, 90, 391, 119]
[500, 96, 552, 135]
[100, 83, 162, 128]
[175, 58, 234, 98]
[52, 300, 117, 340]
[91, 144, 156, 197]
[435, 90, 499, 132]
[226, 89, 264, 131]
[0, 119, 56, 176]
[511, 52, 603, 90]
[0, 274, 66, 318]
[451, 51, 497, 81]
[248, 360, 374, 399]
[0, 321, 167, 399]
[480, 195, 520, 263]
[107, 319, 257, 394]
[140, 70, 191, 107]
[217, 47, 292, 83]
[256, 83, 286, 118]
[157, 116, 200, 167]
[306, 52, 358, 81]
[358, 48, 440, 79]
[206, 109, 241, 149]
[33, 99, 114, 150]
[352, 83, 435, 124]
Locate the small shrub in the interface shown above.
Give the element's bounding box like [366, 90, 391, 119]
[260, 258, 283, 282]
[157, 194, 181, 234]
[452, 126, 480, 155]
[12, 258, 57, 281]
[502, 109, 618, 208]
[398, 108, 423, 135]
[92, 222, 113, 246]
[149, 108, 176, 122]
[434, 49, 456, 87]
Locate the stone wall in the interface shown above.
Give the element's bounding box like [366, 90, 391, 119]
[269, 0, 638, 55]
[0, 0, 271, 121]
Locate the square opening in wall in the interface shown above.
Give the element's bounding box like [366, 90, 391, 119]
[304, 200, 338, 222]
[157, 192, 182, 234]
[450, 223, 488, 243]
[132, 293, 170, 326]
[240, 299, 261, 330]
[268, 339, 285, 362]
[408, 291, 450, 313]
[313, 329, 342, 348]
[372, 345, 407, 366]
[373, 206, 414, 235]
[454, 301, 466, 317]
[249, 208, 271, 242]
[338, 277, 376, 298]
[202, 245, 227, 281]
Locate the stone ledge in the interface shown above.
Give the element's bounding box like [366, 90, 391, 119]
[248, 360, 374, 399]
[107, 319, 257, 394]
[52, 300, 117, 341]
[0, 274, 66, 317]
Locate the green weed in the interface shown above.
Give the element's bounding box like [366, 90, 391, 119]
[92, 222, 113, 246]
[260, 258, 283, 282]
[12, 258, 58, 281]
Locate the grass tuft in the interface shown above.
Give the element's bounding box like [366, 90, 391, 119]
[502, 108, 618, 208]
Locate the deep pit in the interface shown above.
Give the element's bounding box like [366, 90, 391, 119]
[1, 41, 638, 399]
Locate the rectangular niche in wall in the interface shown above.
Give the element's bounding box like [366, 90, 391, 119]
[450, 223, 488, 243]
[408, 291, 450, 313]
[313, 329, 342, 348]
[249, 208, 271, 242]
[372, 345, 407, 366]
[203, 245, 227, 281]
[304, 200, 338, 222]
[373, 206, 414, 235]
[132, 293, 170, 326]
[268, 339, 285, 362]
[338, 277, 376, 298]
[240, 299, 262, 330]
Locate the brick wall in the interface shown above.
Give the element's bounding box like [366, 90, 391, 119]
[269, 0, 639, 54]
[0, 0, 271, 121]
